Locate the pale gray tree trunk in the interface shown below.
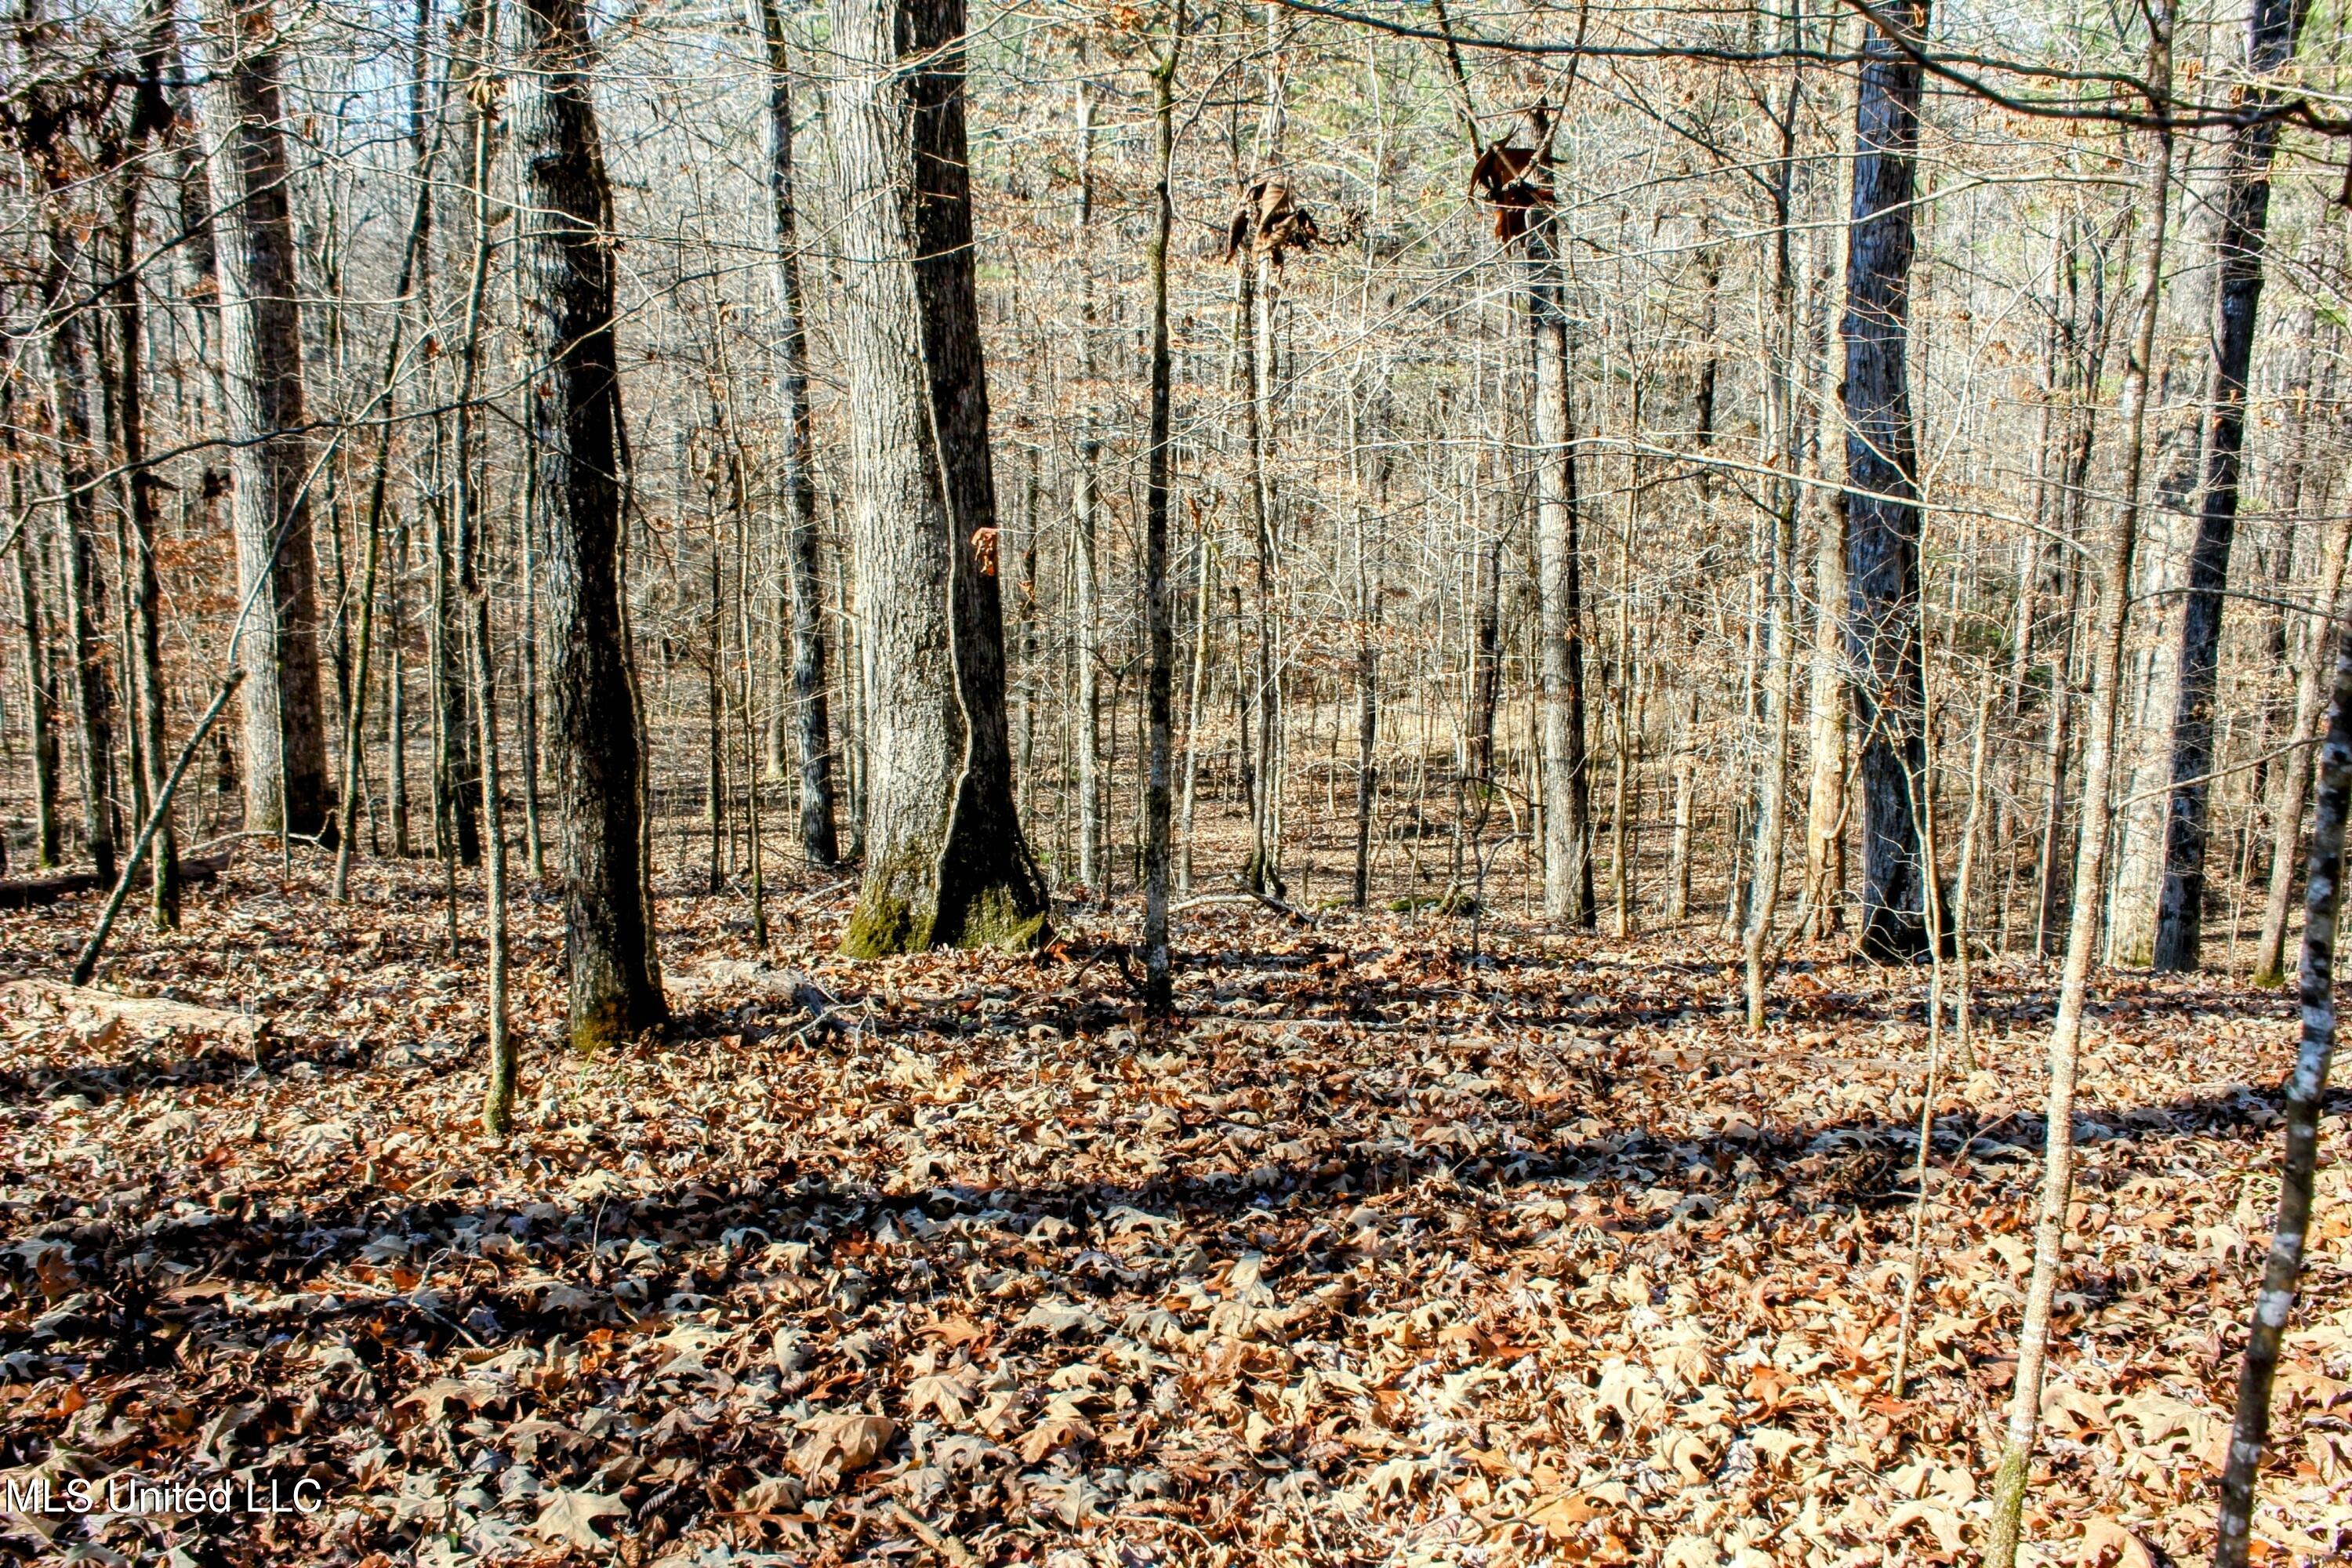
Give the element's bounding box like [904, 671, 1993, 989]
[203, 0, 332, 842]
[829, 0, 1046, 954]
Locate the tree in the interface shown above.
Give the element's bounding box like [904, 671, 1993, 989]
[201, 0, 332, 843]
[2151, 0, 2313, 971]
[1839, 0, 1930, 962]
[517, 0, 666, 1049]
[828, 0, 1047, 956]
[750, 0, 837, 871]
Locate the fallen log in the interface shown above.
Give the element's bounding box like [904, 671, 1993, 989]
[1, 976, 265, 1050]
[0, 849, 230, 910]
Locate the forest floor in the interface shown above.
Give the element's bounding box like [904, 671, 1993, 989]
[2, 848, 2350, 1567]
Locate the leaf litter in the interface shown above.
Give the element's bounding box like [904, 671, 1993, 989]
[2, 858, 2350, 1566]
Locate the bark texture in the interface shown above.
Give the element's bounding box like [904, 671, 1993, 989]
[204, 0, 331, 841]
[1840, 0, 1929, 961]
[828, 0, 1046, 956]
[517, 0, 666, 1048]
[753, 0, 837, 870]
[2151, 0, 2312, 971]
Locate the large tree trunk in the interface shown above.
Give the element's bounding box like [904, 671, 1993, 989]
[1840, 0, 1930, 962]
[2151, 0, 2313, 971]
[517, 0, 666, 1047]
[828, 0, 1047, 956]
[752, 0, 838, 870]
[203, 0, 332, 843]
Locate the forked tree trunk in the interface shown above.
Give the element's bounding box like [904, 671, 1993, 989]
[2152, 0, 2313, 971]
[517, 0, 666, 1047]
[204, 0, 332, 843]
[828, 0, 1047, 955]
[751, 0, 837, 869]
[1840, 0, 1930, 962]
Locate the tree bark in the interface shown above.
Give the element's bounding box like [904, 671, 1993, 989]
[1141, 27, 1180, 1013]
[5, 384, 60, 870]
[751, 0, 837, 870]
[41, 230, 119, 884]
[1530, 216, 1594, 928]
[828, 0, 1047, 955]
[1840, 0, 1930, 962]
[203, 0, 332, 843]
[2215, 561, 2352, 1567]
[517, 0, 666, 1047]
[2252, 508, 2352, 986]
[2151, 0, 2313, 971]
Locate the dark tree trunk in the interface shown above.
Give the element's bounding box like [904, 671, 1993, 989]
[517, 0, 666, 1047]
[1141, 30, 1179, 1013]
[4, 381, 60, 870]
[752, 0, 838, 870]
[1841, 0, 1931, 961]
[828, 0, 1047, 955]
[204, 0, 332, 843]
[2151, 0, 2312, 971]
[41, 232, 120, 884]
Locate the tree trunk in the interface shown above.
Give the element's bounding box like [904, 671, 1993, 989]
[1141, 31, 1179, 1013]
[1072, 81, 1105, 895]
[2214, 566, 2352, 1566]
[2252, 509, 2352, 985]
[1985, 10, 2174, 1556]
[203, 0, 332, 843]
[1530, 216, 1594, 928]
[828, 0, 1047, 955]
[751, 0, 837, 870]
[517, 0, 666, 1047]
[2151, 0, 2313, 971]
[42, 230, 119, 884]
[5, 385, 60, 870]
[1841, 0, 1930, 962]
[1747, 62, 1804, 1025]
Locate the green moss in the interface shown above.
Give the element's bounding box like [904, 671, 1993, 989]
[843, 890, 918, 958]
[570, 996, 626, 1056]
[957, 882, 1049, 952]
